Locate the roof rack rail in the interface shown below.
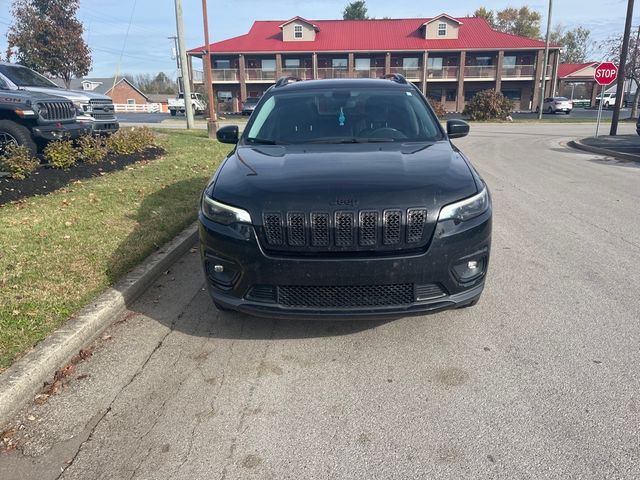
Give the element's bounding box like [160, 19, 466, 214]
[381, 73, 408, 84]
[274, 76, 302, 87]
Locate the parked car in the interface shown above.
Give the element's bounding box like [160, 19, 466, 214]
[595, 91, 633, 108]
[539, 97, 573, 114]
[0, 62, 119, 134]
[199, 75, 492, 318]
[168, 92, 207, 116]
[241, 96, 261, 116]
[0, 75, 91, 155]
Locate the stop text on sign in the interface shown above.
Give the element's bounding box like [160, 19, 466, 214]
[594, 62, 618, 86]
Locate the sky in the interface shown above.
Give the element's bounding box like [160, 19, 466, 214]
[0, 0, 637, 78]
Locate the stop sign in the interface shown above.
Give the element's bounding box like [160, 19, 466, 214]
[594, 62, 618, 86]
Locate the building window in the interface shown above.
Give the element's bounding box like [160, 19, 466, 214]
[284, 58, 300, 68]
[127, 99, 135, 105]
[427, 57, 443, 70]
[501, 89, 521, 101]
[294, 25, 303, 39]
[403, 57, 419, 69]
[355, 58, 371, 71]
[438, 22, 447, 36]
[261, 59, 276, 71]
[332, 58, 348, 69]
[473, 56, 493, 66]
[214, 59, 231, 69]
[217, 91, 233, 101]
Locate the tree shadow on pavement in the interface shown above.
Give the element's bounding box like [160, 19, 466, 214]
[108, 177, 395, 340]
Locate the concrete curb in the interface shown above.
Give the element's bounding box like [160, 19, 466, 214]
[0, 223, 199, 428]
[568, 139, 640, 163]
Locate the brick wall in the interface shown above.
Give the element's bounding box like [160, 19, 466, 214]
[107, 81, 148, 104]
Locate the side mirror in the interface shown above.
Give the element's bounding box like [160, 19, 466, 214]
[446, 119, 470, 139]
[216, 125, 239, 144]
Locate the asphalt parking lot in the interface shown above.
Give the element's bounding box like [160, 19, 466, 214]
[1, 123, 639, 479]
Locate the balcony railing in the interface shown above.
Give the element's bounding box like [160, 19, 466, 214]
[192, 69, 204, 82]
[501, 65, 535, 78]
[281, 68, 314, 80]
[245, 68, 277, 81]
[464, 65, 497, 79]
[426, 66, 459, 80]
[352, 67, 385, 79]
[389, 67, 422, 81]
[212, 68, 239, 82]
[316, 67, 350, 79]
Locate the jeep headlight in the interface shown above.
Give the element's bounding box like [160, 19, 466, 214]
[439, 186, 490, 223]
[201, 196, 252, 225]
[35, 103, 49, 117]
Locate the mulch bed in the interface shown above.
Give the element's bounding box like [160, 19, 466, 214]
[0, 146, 165, 205]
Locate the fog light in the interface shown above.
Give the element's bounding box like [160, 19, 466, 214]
[205, 258, 239, 289]
[452, 257, 485, 282]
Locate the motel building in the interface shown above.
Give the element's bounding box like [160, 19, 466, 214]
[187, 14, 560, 114]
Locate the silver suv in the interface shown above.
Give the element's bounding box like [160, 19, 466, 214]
[0, 62, 119, 134]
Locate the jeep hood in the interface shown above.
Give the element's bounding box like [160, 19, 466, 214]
[211, 141, 478, 215]
[22, 86, 112, 102]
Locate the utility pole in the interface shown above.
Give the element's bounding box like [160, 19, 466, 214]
[538, 0, 553, 120]
[168, 35, 183, 93]
[201, 0, 218, 138]
[174, 0, 194, 129]
[629, 25, 640, 119]
[610, 0, 634, 136]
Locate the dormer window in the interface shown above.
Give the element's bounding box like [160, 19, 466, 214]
[294, 25, 303, 39]
[438, 22, 447, 36]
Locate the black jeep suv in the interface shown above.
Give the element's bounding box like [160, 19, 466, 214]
[199, 75, 491, 319]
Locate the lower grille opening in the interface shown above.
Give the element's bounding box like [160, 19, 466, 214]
[278, 284, 414, 308]
[246, 285, 277, 303]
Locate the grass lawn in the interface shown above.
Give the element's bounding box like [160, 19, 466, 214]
[0, 130, 231, 370]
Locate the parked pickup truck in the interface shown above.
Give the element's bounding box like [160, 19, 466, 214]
[168, 92, 207, 116]
[0, 75, 91, 155]
[0, 62, 119, 134]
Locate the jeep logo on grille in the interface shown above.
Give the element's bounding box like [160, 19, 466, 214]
[332, 198, 358, 207]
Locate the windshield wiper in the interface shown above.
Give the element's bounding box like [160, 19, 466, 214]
[246, 137, 285, 145]
[306, 137, 395, 144]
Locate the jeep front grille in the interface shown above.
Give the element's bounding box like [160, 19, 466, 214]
[39, 101, 75, 121]
[261, 208, 428, 252]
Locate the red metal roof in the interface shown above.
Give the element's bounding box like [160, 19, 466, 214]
[189, 17, 550, 54]
[558, 62, 598, 78]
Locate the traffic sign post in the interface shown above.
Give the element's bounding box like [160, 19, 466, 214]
[593, 62, 618, 136]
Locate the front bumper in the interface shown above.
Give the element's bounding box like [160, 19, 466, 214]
[199, 208, 491, 319]
[77, 115, 119, 134]
[31, 122, 92, 141]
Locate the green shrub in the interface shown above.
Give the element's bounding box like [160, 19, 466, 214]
[43, 140, 79, 169]
[427, 98, 447, 119]
[463, 89, 514, 121]
[0, 144, 40, 180]
[76, 135, 107, 164]
[106, 127, 157, 156]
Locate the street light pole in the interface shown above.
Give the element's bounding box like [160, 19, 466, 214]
[538, 0, 553, 120]
[201, 0, 218, 138]
[174, 0, 194, 129]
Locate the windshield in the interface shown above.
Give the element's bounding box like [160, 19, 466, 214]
[0, 65, 59, 88]
[245, 87, 443, 144]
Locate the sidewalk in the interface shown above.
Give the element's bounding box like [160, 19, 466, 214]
[570, 134, 640, 162]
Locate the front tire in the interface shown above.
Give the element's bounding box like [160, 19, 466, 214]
[0, 120, 38, 156]
[170, 110, 177, 117]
